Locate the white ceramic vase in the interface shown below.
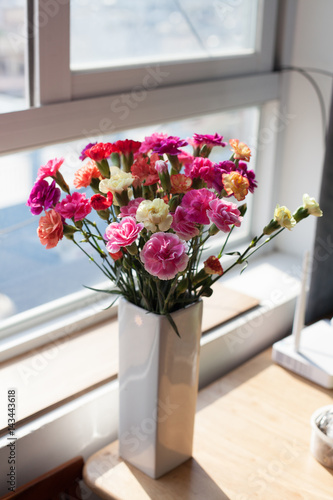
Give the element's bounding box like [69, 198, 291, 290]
[118, 297, 203, 479]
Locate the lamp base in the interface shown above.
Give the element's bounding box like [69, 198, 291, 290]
[272, 320, 333, 389]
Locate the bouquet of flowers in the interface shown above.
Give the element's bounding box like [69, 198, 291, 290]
[27, 132, 322, 332]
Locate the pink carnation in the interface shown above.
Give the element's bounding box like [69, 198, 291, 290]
[186, 157, 215, 185]
[171, 206, 200, 241]
[140, 232, 189, 280]
[207, 199, 242, 232]
[119, 198, 145, 218]
[181, 188, 216, 225]
[37, 158, 64, 181]
[55, 192, 92, 221]
[104, 217, 144, 253]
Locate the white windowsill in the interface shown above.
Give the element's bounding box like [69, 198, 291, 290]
[0, 249, 303, 494]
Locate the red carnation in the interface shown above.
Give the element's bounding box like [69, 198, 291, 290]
[85, 143, 119, 162]
[90, 192, 113, 211]
[114, 139, 141, 155]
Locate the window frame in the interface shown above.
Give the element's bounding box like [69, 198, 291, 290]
[33, 0, 278, 104]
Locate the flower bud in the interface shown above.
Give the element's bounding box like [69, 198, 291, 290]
[63, 224, 79, 239]
[263, 219, 280, 235]
[96, 159, 110, 178]
[209, 224, 219, 236]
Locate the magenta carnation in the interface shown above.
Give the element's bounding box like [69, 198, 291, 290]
[119, 198, 145, 218]
[140, 232, 189, 280]
[37, 157, 64, 181]
[181, 188, 216, 225]
[236, 161, 257, 193]
[55, 192, 92, 221]
[152, 136, 188, 156]
[190, 133, 227, 148]
[27, 179, 61, 215]
[104, 217, 144, 253]
[186, 157, 215, 184]
[171, 206, 200, 241]
[207, 199, 242, 232]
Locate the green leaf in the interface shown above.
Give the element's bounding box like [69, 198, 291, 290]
[165, 312, 181, 338]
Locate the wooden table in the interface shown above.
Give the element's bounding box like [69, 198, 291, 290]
[83, 349, 333, 499]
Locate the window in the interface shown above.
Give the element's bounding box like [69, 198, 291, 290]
[0, 0, 27, 113]
[0, 0, 279, 343]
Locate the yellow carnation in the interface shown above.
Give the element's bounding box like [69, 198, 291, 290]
[274, 204, 296, 230]
[302, 194, 323, 217]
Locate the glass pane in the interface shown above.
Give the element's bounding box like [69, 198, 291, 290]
[0, 106, 258, 320]
[0, 0, 27, 113]
[71, 0, 259, 70]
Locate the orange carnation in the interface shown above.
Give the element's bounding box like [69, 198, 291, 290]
[229, 139, 251, 162]
[74, 160, 101, 188]
[222, 171, 249, 201]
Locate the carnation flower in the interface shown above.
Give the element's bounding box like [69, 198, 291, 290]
[114, 139, 141, 155]
[152, 136, 188, 156]
[74, 160, 101, 188]
[37, 209, 63, 249]
[229, 139, 251, 162]
[207, 199, 242, 232]
[119, 198, 145, 218]
[55, 192, 92, 221]
[171, 206, 199, 240]
[222, 172, 250, 201]
[131, 154, 159, 186]
[186, 157, 215, 184]
[85, 143, 118, 162]
[99, 167, 134, 195]
[139, 133, 168, 154]
[274, 204, 296, 230]
[190, 133, 226, 148]
[180, 188, 216, 225]
[104, 217, 144, 253]
[79, 142, 97, 161]
[90, 192, 113, 211]
[136, 199, 173, 232]
[37, 157, 64, 181]
[170, 174, 192, 194]
[302, 193, 323, 217]
[140, 232, 189, 280]
[27, 179, 61, 215]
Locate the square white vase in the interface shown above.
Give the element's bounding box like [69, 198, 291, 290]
[118, 298, 203, 479]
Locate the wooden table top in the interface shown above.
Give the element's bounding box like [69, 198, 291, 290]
[83, 349, 333, 500]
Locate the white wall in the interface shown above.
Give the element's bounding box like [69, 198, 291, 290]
[275, 0, 333, 257]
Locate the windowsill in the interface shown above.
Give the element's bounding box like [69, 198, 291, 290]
[0, 250, 303, 494]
